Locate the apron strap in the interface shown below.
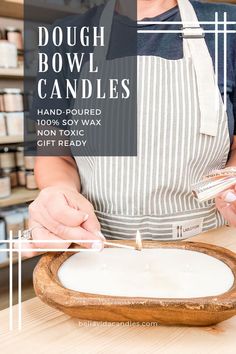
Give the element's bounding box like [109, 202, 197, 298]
[93, 0, 116, 60]
[178, 0, 219, 137]
[95, 0, 219, 137]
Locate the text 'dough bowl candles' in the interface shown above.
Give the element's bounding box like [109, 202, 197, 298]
[33, 241, 236, 326]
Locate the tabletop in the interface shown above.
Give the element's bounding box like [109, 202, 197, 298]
[0, 226, 236, 354]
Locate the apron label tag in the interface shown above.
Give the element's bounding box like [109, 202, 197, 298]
[172, 218, 203, 239]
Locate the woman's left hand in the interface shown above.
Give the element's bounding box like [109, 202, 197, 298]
[216, 185, 236, 227]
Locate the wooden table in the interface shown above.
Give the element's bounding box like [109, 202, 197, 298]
[0, 226, 236, 354]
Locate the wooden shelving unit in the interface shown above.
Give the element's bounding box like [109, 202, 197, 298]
[0, 135, 23, 144]
[0, 0, 23, 20]
[0, 187, 38, 208]
[0, 256, 26, 270]
[0, 259, 11, 270]
[0, 66, 23, 79]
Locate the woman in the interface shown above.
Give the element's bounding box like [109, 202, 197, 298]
[25, 0, 236, 255]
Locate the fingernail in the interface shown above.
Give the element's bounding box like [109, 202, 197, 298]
[92, 241, 103, 251]
[224, 191, 236, 203]
[95, 230, 105, 240]
[83, 214, 89, 221]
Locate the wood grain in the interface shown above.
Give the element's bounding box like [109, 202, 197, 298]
[33, 238, 236, 326]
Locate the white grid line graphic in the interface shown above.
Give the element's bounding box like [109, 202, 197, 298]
[18, 231, 22, 331]
[0, 237, 103, 331]
[137, 30, 236, 33]
[215, 12, 219, 112]
[224, 12, 228, 110]
[9, 231, 13, 331]
[1, 239, 104, 243]
[137, 21, 236, 25]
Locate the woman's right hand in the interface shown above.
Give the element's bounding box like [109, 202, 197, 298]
[19, 186, 105, 257]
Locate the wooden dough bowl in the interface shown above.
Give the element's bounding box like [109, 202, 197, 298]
[33, 241, 236, 326]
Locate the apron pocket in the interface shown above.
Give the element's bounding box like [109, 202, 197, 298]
[95, 205, 225, 240]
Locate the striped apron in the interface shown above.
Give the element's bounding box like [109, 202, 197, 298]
[74, 0, 230, 240]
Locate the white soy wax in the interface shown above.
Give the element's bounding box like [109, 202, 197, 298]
[144, 263, 150, 272]
[57, 248, 234, 299]
[101, 263, 107, 271]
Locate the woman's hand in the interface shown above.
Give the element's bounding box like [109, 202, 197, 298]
[216, 185, 236, 227]
[18, 186, 105, 257]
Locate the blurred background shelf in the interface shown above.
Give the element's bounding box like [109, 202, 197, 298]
[0, 256, 27, 270]
[0, 260, 12, 270]
[0, 64, 44, 82]
[0, 255, 39, 310]
[0, 0, 23, 20]
[0, 135, 23, 144]
[0, 66, 23, 79]
[0, 187, 38, 208]
[0, 0, 88, 22]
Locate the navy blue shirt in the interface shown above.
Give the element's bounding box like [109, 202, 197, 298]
[34, 1, 236, 140]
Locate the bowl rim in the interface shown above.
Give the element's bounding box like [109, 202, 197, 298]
[33, 240, 236, 312]
[33, 240, 236, 311]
